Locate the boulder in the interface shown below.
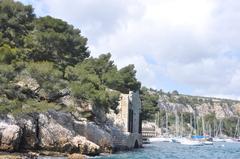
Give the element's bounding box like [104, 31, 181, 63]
[71, 136, 100, 156]
[0, 122, 21, 151]
[68, 153, 86, 159]
[73, 121, 113, 150]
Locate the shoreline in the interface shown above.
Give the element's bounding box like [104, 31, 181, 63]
[0, 151, 86, 159]
[0, 146, 143, 159]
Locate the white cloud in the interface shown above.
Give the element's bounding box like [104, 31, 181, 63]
[19, 0, 240, 99]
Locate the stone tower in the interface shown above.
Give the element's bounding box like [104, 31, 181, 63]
[115, 91, 142, 148]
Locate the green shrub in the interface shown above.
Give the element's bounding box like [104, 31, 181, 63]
[0, 44, 18, 64]
[0, 64, 15, 81]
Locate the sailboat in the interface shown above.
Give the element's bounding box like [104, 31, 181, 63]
[179, 112, 204, 146]
[172, 112, 188, 143]
[234, 117, 240, 142]
[201, 116, 213, 145]
[213, 119, 225, 142]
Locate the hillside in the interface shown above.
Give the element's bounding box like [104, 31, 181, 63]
[158, 92, 240, 119]
[141, 88, 240, 137]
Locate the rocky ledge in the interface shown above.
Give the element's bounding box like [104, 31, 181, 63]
[0, 110, 113, 156]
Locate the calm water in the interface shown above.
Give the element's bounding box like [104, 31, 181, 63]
[40, 142, 240, 159]
[94, 142, 240, 159]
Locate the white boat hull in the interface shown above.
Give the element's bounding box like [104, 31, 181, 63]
[180, 139, 204, 146]
[149, 137, 172, 142]
[213, 138, 225, 142]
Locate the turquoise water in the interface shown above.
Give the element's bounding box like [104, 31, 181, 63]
[94, 142, 240, 159]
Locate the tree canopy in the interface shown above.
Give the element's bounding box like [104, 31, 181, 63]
[0, 0, 35, 47]
[25, 16, 89, 69]
[0, 0, 141, 115]
[140, 87, 159, 120]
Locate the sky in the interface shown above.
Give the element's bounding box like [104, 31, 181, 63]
[18, 0, 240, 100]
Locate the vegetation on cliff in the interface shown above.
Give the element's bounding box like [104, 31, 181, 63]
[0, 0, 140, 117]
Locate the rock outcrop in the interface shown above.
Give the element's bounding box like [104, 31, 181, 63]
[158, 94, 240, 119]
[0, 110, 113, 156]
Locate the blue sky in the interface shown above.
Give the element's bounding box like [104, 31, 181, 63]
[18, 0, 240, 99]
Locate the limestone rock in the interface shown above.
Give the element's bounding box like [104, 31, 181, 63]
[38, 112, 74, 151]
[0, 110, 112, 155]
[15, 76, 39, 92]
[68, 153, 86, 159]
[57, 95, 75, 107]
[0, 122, 21, 151]
[71, 136, 100, 156]
[17, 114, 39, 150]
[92, 105, 106, 123]
[73, 121, 113, 149]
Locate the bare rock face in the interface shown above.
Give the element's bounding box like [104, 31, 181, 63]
[73, 120, 113, 150]
[37, 111, 102, 155]
[17, 114, 39, 150]
[38, 112, 74, 152]
[0, 110, 110, 155]
[0, 122, 22, 151]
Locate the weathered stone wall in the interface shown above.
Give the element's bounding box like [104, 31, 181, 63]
[117, 94, 129, 132]
[129, 91, 141, 133]
[110, 91, 142, 149]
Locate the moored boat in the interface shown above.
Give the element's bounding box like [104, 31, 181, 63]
[180, 139, 204, 146]
[149, 137, 172, 142]
[213, 137, 226, 142]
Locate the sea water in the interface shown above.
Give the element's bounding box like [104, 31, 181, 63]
[39, 142, 240, 159]
[94, 142, 240, 159]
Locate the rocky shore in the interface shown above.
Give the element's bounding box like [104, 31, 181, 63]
[0, 110, 114, 157]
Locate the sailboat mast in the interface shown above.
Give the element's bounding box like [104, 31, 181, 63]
[219, 119, 223, 136]
[194, 111, 196, 135]
[202, 115, 205, 135]
[181, 113, 183, 137]
[190, 113, 193, 135]
[234, 117, 240, 138]
[175, 111, 178, 137]
[166, 110, 168, 135]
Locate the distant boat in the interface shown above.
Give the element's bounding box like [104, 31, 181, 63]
[225, 138, 238, 143]
[191, 135, 213, 145]
[172, 137, 187, 143]
[213, 137, 226, 142]
[180, 139, 204, 146]
[149, 137, 172, 142]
